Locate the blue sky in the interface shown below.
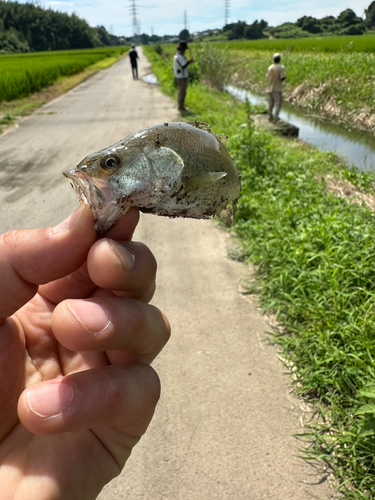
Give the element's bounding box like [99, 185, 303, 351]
[25, 0, 372, 37]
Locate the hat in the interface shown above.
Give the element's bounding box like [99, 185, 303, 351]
[273, 53, 281, 62]
[178, 40, 189, 49]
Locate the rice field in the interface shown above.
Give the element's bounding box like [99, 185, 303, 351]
[0, 47, 127, 103]
[213, 34, 375, 53]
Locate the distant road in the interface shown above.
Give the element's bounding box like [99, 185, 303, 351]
[0, 50, 335, 499]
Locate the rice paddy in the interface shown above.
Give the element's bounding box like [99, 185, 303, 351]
[0, 46, 127, 103]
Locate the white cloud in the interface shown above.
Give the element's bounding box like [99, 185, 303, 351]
[20, 0, 373, 36]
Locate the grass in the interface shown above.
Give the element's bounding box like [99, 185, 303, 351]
[213, 34, 375, 53]
[229, 49, 375, 111]
[149, 41, 375, 131]
[0, 47, 127, 103]
[0, 47, 128, 134]
[144, 45, 375, 499]
[211, 45, 375, 132]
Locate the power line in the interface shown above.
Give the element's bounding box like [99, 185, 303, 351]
[224, 0, 230, 26]
[129, 0, 139, 39]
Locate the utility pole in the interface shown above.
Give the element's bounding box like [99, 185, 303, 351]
[184, 10, 187, 31]
[224, 0, 230, 26]
[129, 0, 139, 43]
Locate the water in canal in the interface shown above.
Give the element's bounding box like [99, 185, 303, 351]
[225, 85, 375, 172]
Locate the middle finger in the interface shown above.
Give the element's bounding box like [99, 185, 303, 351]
[52, 297, 170, 365]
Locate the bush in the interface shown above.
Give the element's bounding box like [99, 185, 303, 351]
[154, 43, 163, 55]
[195, 42, 231, 90]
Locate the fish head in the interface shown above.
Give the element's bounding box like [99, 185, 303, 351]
[63, 143, 144, 233]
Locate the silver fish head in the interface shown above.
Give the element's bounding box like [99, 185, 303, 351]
[63, 142, 148, 233]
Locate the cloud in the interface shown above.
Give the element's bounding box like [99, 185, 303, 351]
[19, 0, 372, 36]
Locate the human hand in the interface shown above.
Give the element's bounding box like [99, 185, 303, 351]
[0, 205, 170, 500]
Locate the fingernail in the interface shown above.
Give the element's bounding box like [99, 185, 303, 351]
[52, 205, 86, 233]
[69, 299, 111, 333]
[109, 239, 136, 271]
[26, 382, 73, 417]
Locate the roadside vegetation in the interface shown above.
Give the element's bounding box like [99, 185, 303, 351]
[0, 47, 127, 133]
[144, 44, 375, 499]
[145, 39, 375, 133]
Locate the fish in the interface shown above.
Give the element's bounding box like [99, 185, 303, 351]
[63, 121, 241, 234]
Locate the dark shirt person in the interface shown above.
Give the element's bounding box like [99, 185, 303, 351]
[129, 44, 139, 80]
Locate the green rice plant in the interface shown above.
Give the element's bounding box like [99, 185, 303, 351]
[0, 47, 127, 103]
[213, 34, 375, 54]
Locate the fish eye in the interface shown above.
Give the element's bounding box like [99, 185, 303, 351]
[100, 153, 121, 172]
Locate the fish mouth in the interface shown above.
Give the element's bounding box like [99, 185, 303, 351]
[63, 168, 126, 233]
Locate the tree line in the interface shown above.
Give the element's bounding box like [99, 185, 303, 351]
[220, 3, 375, 40]
[0, 0, 122, 53]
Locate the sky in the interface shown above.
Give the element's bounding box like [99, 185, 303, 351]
[21, 0, 373, 37]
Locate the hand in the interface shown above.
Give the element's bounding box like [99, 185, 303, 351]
[189, 58, 195, 63]
[0, 205, 170, 500]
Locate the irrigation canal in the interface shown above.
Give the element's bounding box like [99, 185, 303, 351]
[142, 73, 375, 172]
[225, 84, 375, 172]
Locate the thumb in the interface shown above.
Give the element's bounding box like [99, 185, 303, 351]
[0, 205, 96, 322]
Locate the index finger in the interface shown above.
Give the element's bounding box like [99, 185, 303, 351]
[39, 208, 140, 304]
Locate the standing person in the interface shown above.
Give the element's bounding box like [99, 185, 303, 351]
[173, 40, 194, 113]
[129, 44, 139, 80]
[266, 53, 286, 122]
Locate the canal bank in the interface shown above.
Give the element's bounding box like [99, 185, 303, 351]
[225, 84, 375, 173]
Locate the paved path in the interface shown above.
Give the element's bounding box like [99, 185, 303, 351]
[1, 49, 335, 499]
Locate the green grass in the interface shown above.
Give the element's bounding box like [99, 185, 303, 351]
[231, 49, 375, 115]
[145, 41, 375, 128]
[213, 34, 375, 53]
[0, 47, 127, 103]
[144, 45, 375, 499]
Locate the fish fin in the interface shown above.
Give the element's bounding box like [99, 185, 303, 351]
[185, 172, 227, 191]
[187, 121, 212, 133]
[187, 121, 228, 145]
[214, 133, 228, 146]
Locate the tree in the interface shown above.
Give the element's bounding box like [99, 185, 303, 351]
[296, 16, 322, 33]
[223, 21, 247, 39]
[365, 0, 375, 28]
[179, 29, 190, 41]
[320, 16, 337, 32]
[244, 20, 267, 39]
[337, 8, 362, 27]
[337, 8, 366, 34]
[0, 0, 123, 53]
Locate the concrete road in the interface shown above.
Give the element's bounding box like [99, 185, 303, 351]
[1, 50, 335, 499]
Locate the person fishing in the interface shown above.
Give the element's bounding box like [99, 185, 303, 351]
[173, 40, 194, 113]
[266, 53, 286, 122]
[129, 44, 139, 80]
